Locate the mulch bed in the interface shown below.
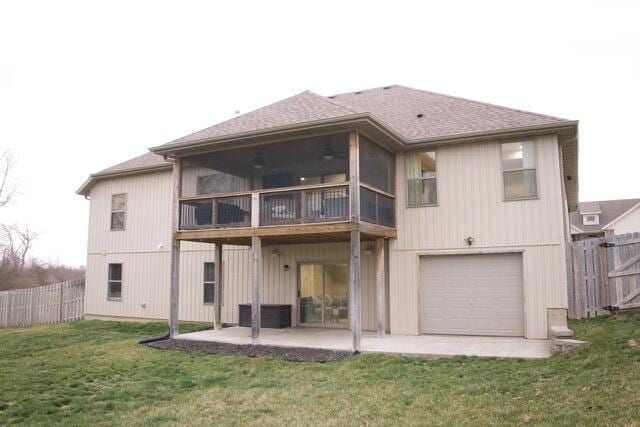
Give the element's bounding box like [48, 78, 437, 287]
[146, 338, 353, 363]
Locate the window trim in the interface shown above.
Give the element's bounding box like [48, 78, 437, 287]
[110, 193, 127, 231]
[501, 141, 540, 202]
[203, 261, 222, 305]
[405, 150, 438, 208]
[107, 263, 123, 301]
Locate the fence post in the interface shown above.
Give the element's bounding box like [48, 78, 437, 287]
[599, 240, 610, 308]
[59, 282, 65, 323]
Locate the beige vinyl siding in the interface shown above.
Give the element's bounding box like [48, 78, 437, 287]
[608, 205, 640, 235]
[85, 172, 378, 329]
[391, 134, 568, 339]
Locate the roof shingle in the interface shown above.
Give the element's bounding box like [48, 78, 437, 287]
[570, 198, 640, 232]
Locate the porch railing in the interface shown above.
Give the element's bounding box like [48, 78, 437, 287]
[360, 185, 396, 228]
[180, 194, 252, 230]
[260, 184, 349, 226]
[179, 183, 352, 230]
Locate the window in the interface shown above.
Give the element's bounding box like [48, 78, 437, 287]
[197, 173, 241, 195]
[203, 262, 217, 304]
[501, 141, 537, 200]
[108, 263, 122, 300]
[583, 214, 599, 225]
[406, 151, 437, 206]
[110, 194, 126, 231]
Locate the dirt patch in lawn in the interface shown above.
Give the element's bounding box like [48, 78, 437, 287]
[146, 338, 353, 362]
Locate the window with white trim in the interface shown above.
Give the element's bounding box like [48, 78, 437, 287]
[203, 262, 217, 304]
[110, 194, 126, 231]
[405, 151, 437, 206]
[583, 214, 599, 225]
[501, 141, 537, 200]
[108, 263, 122, 300]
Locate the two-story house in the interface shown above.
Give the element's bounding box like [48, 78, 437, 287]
[77, 85, 578, 351]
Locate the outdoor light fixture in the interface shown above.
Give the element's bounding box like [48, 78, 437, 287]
[282, 264, 290, 272]
[253, 153, 264, 169]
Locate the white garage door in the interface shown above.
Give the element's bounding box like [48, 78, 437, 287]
[420, 253, 524, 337]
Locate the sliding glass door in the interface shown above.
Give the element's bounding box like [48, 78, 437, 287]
[299, 263, 348, 327]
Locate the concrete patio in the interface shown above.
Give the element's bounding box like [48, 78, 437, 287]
[177, 327, 552, 359]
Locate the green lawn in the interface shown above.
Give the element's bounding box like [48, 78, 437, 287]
[1, 315, 639, 426]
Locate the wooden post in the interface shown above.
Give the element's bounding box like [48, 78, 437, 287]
[300, 190, 307, 223]
[251, 235, 262, 342]
[212, 198, 218, 228]
[375, 238, 386, 337]
[571, 244, 582, 318]
[251, 193, 260, 228]
[348, 131, 360, 222]
[349, 130, 362, 352]
[58, 282, 65, 323]
[350, 230, 362, 352]
[169, 158, 182, 338]
[214, 242, 223, 330]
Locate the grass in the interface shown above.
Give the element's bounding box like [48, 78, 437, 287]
[0, 315, 639, 426]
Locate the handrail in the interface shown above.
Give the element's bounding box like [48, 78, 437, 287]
[179, 181, 349, 202]
[359, 182, 396, 199]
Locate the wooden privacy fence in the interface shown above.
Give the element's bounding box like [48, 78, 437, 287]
[567, 233, 640, 319]
[0, 279, 84, 328]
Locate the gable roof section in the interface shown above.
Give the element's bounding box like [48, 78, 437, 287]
[166, 91, 359, 146]
[79, 85, 578, 197]
[329, 85, 568, 142]
[77, 152, 170, 195]
[579, 201, 602, 214]
[570, 198, 640, 233]
[159, 85, 572, 149]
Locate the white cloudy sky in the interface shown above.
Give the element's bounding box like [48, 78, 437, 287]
[1, 1, 639, 266]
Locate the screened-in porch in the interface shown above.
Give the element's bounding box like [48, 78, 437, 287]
[177, 132, 396, 236]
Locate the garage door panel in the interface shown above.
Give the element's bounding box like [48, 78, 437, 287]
[420, 253, 524, 337]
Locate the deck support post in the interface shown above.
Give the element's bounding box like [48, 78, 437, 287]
[350, 230, 362, 352]
[214, 242, 223, 330]
[251, 235, 262, 342]
[169, 158, 182, 338]
[375, 238, 386, 337]
[348, 130, 362, 353]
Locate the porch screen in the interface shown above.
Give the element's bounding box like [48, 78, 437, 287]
[359, 136, 395, 194]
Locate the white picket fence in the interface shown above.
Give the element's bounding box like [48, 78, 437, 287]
[0, 279, 84, 328]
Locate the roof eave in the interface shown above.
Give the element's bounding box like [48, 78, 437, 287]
[403, 120, 579, 147]
[149, 113, 406, 156]
[76, 163, 172, 196]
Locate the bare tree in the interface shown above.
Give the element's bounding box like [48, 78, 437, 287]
[0, 149, 17, 208]
[0, 224, 40, 269]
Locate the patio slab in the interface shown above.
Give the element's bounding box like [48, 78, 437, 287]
[177, 327, 551, 359]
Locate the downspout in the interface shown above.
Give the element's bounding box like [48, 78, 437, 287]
[138, 330, 170, 345]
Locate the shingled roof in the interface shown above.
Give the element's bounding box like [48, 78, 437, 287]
[163, 85, 570, 147]
[570, 198, 640, 233]
[79, 84, 577, 195]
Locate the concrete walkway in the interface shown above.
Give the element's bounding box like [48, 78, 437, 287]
[177, 327, 551, 359]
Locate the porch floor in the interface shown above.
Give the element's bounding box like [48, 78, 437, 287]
[176, 327, 551, 359]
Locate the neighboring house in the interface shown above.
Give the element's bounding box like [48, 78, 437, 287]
[570, 198, 640, 241]
[77, 85, 579, 350]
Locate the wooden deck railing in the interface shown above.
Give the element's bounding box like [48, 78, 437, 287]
[360, 185, 396, 228]
[178, 182, 394, 231]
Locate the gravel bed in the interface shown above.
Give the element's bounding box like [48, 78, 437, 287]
[146, 338, 353, 362]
